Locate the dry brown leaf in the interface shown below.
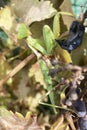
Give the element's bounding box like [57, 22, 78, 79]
[0, 107, 42, 130]
[50, 114, 64, 130]
[11, 0, 57, 25]
[13, 69, 29, 99]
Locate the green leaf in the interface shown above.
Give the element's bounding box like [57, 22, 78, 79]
[17, 23, 30, 39]
[39, 59, 57, 114]
[53, 12, 74, 39]
[27, 36, 47, 55]
[53, 13, 60, 39]
[43, 25, 55, 54]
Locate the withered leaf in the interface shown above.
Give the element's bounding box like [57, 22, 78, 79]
[11, 0, 57, 25]
[0, 107, 42, 130]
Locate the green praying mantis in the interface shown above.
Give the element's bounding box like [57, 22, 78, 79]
[17, 11, 75, 114]
[26, 11, 75, 114]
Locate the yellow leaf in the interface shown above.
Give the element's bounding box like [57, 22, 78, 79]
[53, 44, 72, 63]
[0, 6, 17, 33]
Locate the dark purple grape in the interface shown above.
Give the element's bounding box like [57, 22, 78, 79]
[72, 100, 86, 118]
[56, 20, 85, 52]
[79, 115, 87, 130]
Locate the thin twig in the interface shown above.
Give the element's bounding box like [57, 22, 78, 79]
[0, 53, 35, 90]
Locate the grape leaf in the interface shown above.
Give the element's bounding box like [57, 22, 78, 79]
[0, 6, 17, 34]
[17, 23, 30, 39]
[11, 0, 57, 25]
[27, 36, 47, 55]
[43, 25, 55, 55]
